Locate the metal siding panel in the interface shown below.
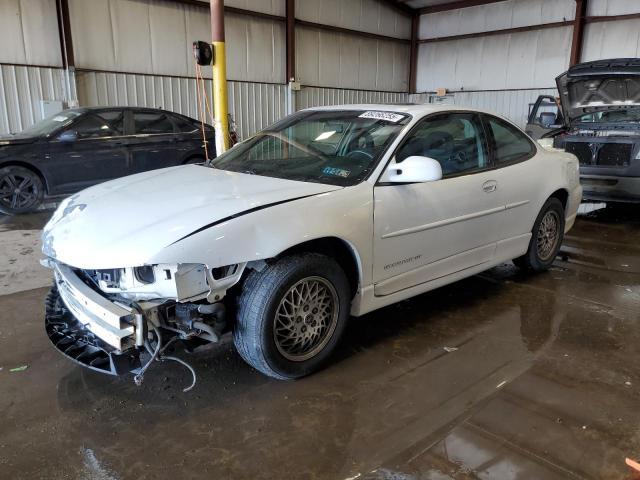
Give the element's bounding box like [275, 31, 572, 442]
[69, 0, 117, 71]
[582, 19, 640, 62]
[416, 28, 571, 92]
[409, 88, 558, 128]
[225, 0, 285, 16]
[588, 0, 640, 16]
[0, 65, 67, 135]
[420, 0, 575, 39]
[296, 0, 409, 39]
[0, 0, 61, 67]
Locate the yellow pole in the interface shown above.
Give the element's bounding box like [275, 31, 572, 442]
[210, 0, 229, 153]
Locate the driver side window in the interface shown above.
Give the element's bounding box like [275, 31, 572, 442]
[396, 113, 487, 177]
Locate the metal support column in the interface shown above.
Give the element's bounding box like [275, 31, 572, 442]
[570, 0, 587, 66]
[210, 0, 230, 153]
[286, 0, 296, 115]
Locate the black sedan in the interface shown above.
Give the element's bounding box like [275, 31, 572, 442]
[0, 107, 216, 215]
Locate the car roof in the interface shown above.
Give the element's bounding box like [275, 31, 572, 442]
[301, 103, 521, 126]
[302, 103, 488, 116]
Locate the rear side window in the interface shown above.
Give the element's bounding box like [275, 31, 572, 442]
[134, 112, 174, 134]
[172, 115, 198, 133]
[486, 116, 535, 165]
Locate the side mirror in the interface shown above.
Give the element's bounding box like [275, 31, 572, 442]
[58, 130, 78, 142]
[539, 112, 556, 127]
[383, 156, 443, 183]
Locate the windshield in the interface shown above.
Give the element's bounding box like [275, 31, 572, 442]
[211, 110, 411, 186]
[577, 108, 640, 124]
[17, 110, 83, 136]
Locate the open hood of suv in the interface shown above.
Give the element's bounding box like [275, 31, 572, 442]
[556, 58, 640, 123]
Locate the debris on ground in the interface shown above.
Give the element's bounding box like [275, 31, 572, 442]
[443, 346, 458, 353]
[9, 365, 28, 373]
[626, 458, 640, 473]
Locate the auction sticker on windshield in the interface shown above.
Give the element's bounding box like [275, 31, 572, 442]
[359, 111, 404, 123]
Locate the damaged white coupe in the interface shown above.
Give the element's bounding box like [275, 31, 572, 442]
[42, 105, 582, 389]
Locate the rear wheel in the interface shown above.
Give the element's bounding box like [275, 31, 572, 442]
[0, 166, 44, 215]
[234, 254, 350, 379]
[514, 197, 565, 272]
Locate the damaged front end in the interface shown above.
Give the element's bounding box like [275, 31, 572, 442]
[43, 258, 245, 389]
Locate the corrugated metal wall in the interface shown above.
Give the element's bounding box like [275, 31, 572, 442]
[68, 0, 286, 84]
[296, 27, 410, 92]
[416, 0, 574, 92]
[76, 71, 288, 139]
[298, 86, 409, 109]
[76, 71, 411, 139]
[0, 65, 67, 135]
[410, 88, 558, 128]
[0, 0, 62, 67]
[296, 0, 411, 39]
[419, 0, 575, 39]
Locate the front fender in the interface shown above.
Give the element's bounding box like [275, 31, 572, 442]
[148, 183, 375, 287]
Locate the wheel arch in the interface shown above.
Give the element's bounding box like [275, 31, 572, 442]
[275, 236, 362, 298]
[0, 160, 49, 194]
[549, 188, 569, 212]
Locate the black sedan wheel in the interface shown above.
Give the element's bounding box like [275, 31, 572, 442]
[0, 166, 44, 215]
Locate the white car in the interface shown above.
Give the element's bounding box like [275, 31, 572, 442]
[42, 104, 581, 385]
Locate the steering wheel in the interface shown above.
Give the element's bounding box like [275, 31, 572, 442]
[346, 150, 374, 161]
[451, 151, 467, 164]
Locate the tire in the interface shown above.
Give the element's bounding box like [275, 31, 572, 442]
[514, 197, 565, 272]
[0, 166, 44, 215]
[233, 254, 351, 380]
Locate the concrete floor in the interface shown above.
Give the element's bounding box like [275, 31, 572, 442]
[0, 206, 639, 479]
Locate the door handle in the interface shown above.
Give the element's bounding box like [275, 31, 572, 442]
[482, 180, 497, 193]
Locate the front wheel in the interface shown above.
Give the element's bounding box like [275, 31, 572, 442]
[233, 254, 351, 380]
[514, 197, 565, 272]
[0, 166, 44, 215]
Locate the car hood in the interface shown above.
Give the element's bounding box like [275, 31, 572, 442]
[0, 134, 37, 146]
[556, 58, 640, 123]
[42, 165, 342, 269]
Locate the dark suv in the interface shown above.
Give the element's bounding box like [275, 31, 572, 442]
[0, 107, 215, 215]
[529, 59, 640, 203]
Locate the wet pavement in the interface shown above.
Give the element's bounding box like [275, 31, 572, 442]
[1, 205, 639, 479]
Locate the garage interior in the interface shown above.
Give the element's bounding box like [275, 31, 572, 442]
[1, 0, 640, 479]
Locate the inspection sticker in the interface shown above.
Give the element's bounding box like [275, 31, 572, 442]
[359, 111, 404, 123]
[322, 166, 351, 178]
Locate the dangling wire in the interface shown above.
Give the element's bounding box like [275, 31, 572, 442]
[195, 61, 234, 157]
[195, 62, 211, 163]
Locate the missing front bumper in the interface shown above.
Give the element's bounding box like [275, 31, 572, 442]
[45, 286, 142, 375]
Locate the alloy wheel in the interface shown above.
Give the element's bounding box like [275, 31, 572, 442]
[273, 276, 339, 362]
[0, 172, 39, 211]
[536, 210, 560, 261]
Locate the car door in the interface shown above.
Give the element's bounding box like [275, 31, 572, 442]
[525, 95, 564, 139]
[46, 110, 129, 194]
[373, 112, 504, 296]
[128, 110, 184, 174]
[482, 114, 546, 256]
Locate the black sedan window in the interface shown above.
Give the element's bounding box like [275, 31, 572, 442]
[134, 112, 174, 134]
[71, 113, 123, 139]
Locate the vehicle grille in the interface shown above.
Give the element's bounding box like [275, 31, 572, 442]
[598, 143, 632, 167]
[565, 141, 633, 167]
[565, 142, 593, 165]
